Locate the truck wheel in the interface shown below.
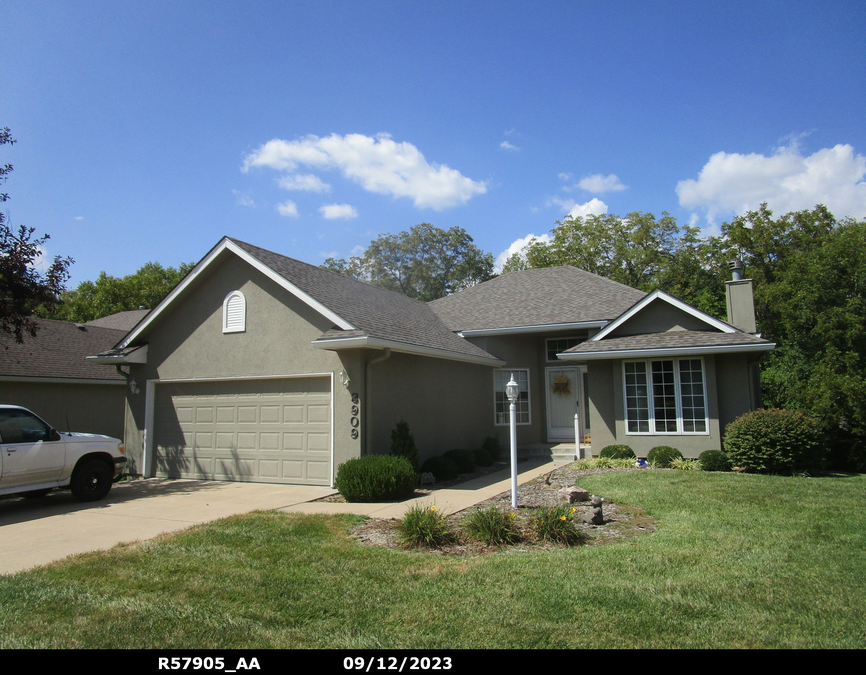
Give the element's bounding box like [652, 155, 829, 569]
[70, 460, 113, 502]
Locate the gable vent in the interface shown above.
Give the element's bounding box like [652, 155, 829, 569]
[223, 291, 246, 333]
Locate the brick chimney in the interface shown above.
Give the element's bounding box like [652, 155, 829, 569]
[725, 260, 757, 333]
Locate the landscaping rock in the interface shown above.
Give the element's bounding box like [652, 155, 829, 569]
[419, 472, 436, 486]
[559, 486, 591, 503]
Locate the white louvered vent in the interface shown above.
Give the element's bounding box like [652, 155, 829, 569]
[223, 291, 246, 333]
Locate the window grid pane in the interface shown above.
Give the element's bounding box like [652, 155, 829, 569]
[494, 370, 530, 425]
[652, 361, 677, 432]
[625, 362, 650, 433]
[679, 359, 707, 432]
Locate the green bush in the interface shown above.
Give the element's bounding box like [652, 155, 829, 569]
[390, 419, 419, 471]
[465, 506, 520, 546]
[599, 444, 636, 459]
[481, 435, 501, 461]
[335, 455, 417, 503]
[576, 457, 635, 469]
[399, 504, 453, 548]
[723, 408, 825, 474]
[647, 445, 683, 468]
[699, 449, 732, 472]
[443, 449, 476, 474]
[472, 447, 493, 467]
[532, 505, 586, 545]
[420, 456, 459, 482]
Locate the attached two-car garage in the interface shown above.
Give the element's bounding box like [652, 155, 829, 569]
[150, 376, 332, 486]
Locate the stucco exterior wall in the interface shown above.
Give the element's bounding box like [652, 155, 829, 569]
[610, 300, 714, 336]
[715, 353, 760, 433]
[0, 380, 125, 439]
[122, 252, 362, 478]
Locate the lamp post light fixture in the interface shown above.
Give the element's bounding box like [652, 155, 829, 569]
[505, 373, 519, 509]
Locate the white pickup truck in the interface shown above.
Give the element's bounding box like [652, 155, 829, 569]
[0, 405, 126, 502]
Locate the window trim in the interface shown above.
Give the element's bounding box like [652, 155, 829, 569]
[493, 368, 531, 426]
[622, 357, 709, 436]
[545, 336, 583, 362]
[222, 290, 246, 333]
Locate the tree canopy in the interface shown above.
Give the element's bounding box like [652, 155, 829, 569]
[0, 127, 72, 342]
[43, 260, 195, 323]
[322, 223, 494, 302]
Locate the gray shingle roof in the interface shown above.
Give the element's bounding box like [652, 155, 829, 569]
[563, 330, 773, 356]
[429, 266, 646, 331]
[85, 309, 150, 332]
[229, 239, 500, 362]
[0, 320, 127, 381]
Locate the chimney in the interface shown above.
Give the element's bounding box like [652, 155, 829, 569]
[725, 260, 757, 333]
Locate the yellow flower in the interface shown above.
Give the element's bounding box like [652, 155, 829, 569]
[430, 505, 436, 511]
[509, 512, 516, 519]
[571, 507, 576, 513]
[560, 516, 567, 521]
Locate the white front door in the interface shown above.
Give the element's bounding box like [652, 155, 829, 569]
[546, 367, 579, 441]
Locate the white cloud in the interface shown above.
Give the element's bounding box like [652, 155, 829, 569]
[677, 142, 866, 223]
[232, 189, 255, 207]
[577, 173, 627, 194]
[549, 196, 609, 219]
[243, 133, 486, 210]
[558, 172, 572, 182]
[278, 173, 330, 192]
[319, 203, 358, 219]
[74, 216, 83, 221]
[500, 140, 519, 151]
[494, 233, 552, 272]
[276, 200, 299, 217]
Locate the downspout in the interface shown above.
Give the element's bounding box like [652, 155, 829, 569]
[364, 348, 391, 456]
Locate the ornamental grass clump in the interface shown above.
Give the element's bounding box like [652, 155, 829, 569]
[669, 457, 701, 470]
[532, 505, 586, 545]
[465, 506, 520, 546]
[647, 445, 683, 468]
[398, 504, 454, 548]
[723, 408, 825, 474]
[334, 455, 417, 503]
[599, 444, 636, 459]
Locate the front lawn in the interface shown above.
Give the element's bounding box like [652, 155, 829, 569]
[1, 471, 864, 648]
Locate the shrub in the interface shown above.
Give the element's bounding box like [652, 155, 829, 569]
[699, 449, 731, 472]
[390, 419, 419, 471]
[465, 506, 520, 546]
[472, 447, 493, 467]
[420, 456, 459, 482]
[669, 457, 701, 470]
[723, 408, 825, 474]
[599, 444, 636, 459]
[532, 505, 586, 545]
[577, 457, 635, 469]
[481, 435, 501, 461]
[335, 455, 417, 502]
[647, 445, 683, 468]
[443, 449, 476, 474]
[399, 504, 453, 548]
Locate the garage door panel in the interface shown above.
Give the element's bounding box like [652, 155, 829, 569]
[154, 377, 331, 485]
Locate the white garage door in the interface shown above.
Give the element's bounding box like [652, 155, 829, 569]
[153, 377, 331, 485]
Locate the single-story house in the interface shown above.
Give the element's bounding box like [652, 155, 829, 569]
[90, 237, 774, 486]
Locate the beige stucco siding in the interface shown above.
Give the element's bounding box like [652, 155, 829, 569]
[122, 252, 362, 480]
[0, 380, 125, 439]
[610, 300, 716, 336]
[715, 353, 761, 433]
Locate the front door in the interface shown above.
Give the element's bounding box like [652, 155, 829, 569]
[546, 366, 590, 443]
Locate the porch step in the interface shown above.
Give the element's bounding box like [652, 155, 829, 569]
[517, 443, 592, 463]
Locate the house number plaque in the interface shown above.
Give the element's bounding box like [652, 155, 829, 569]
[350, 392, 360, 439]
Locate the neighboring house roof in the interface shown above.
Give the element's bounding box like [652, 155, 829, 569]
[0, 319, 126, 382]
[429, 266, 646, 333]
[84, 309, 150, 332]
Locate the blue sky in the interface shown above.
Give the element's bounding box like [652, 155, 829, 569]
[3, 1, 865, 286]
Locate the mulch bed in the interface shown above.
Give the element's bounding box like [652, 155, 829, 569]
[348, 462, 657, 556]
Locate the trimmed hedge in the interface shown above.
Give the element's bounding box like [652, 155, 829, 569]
[420, 456, 459, 482]
[335, 455, 417, 502]
[647, 445, 683, 468]
[599, 444, 636, 460]
[723, 408, 825, 474]
[699, 449, 732, 472]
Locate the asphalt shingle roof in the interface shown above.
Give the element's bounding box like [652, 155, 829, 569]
[0, 320, 127, 380]
[563, 330, 773, 356]
[85, 309, 150, 332]
[428, 266, 646, 331]
[229, 239, 499, 362]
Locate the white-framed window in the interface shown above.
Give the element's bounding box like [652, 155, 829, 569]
[494, 369, 531, 426]
[546, 337, 582, 361]
[222, 290, 246, 333]
[623, 358, 708, 435]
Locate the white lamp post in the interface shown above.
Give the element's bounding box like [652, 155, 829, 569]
[505, 373, 519, 509]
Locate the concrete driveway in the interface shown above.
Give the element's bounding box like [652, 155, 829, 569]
[0, 478, 336, 576]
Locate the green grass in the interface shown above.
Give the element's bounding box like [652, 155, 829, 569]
[1, 471, 865, 648]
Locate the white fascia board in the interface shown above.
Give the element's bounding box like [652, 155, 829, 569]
[592, 290, 736, 342]
[119, 238, 354, 348]
[557, 342, 776, 361]
[86, 344, 149, 365]
[313, 336, 506, 367]
[0, 376, 126, 385]
[457, 321, 608, 337]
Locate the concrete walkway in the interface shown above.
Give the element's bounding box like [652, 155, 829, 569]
[0, 458, 559, 576]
